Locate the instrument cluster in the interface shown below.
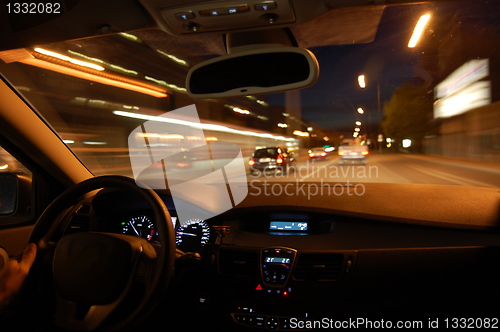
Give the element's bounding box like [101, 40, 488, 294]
[119, 213, 213, 252]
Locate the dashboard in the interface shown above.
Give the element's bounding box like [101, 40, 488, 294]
[62, 187, 500, 330]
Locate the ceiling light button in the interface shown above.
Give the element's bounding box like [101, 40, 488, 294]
[174, 12, 195, 20]
[255, 2, 277, 11]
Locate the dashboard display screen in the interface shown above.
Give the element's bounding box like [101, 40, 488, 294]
[265, 256, 291, 264]
[269, 221, 308, 231]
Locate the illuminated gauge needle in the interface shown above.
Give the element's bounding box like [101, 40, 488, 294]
[176, 232, 197, 237]
[129, 221, 140, 236]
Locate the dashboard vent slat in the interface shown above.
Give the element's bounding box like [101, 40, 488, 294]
[294, 253, 344, 281]
[218, 249, 259, 278]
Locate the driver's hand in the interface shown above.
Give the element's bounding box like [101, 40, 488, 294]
[0, 243, 37, 309]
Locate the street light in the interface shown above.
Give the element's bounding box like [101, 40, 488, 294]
[358, 75, 366, 89]
[357, 108, 364, 114]
[356, 121, 361, 126]
[408, 14, 431, 48]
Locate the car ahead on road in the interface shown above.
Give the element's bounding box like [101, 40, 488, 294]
[1, 1, 500, 331]
[308, 147, 328, 161]
[249, 147, 296, 175]
[338, 139, 369, 164]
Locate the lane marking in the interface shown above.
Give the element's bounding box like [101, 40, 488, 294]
[405, 164, 496, 188]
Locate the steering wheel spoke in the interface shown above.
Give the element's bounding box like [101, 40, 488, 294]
[54, 294, 124, 331]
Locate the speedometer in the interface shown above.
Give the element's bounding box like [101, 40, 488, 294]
[175, 218, 211, 252]
[122, 215, 155, 241]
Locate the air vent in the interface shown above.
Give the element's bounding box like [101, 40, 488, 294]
[293, 253, 343, 281]
[65, 204, 91, 235]
[218, 248, 259, 278]
[76, 203, 91, 214]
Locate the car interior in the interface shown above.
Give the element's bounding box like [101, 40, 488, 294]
[1, 0, 500, 331]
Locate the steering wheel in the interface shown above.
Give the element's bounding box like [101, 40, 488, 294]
[27, 175, 176, 332]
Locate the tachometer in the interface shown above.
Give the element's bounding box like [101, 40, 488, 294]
[122, 215, 155, 241]
[175, 218, 211, 252]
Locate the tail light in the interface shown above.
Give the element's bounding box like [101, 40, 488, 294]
[276, 155, 284, 164]
[321, 152, 326, 156]
[309, 153, 314, 157]
[248, 158, 255, 166]
[362, 151, 369, 155]
[338, 151, 344, 156]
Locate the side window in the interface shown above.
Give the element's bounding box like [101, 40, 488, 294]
[0, 146, 33, 225]
[0, 146, 31, 175]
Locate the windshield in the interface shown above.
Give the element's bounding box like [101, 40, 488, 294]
[1, 0, 500, 188]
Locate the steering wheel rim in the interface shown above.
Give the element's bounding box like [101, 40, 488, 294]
[28, 175, 176, 332]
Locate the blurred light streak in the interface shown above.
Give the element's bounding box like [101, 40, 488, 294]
[233, 107, 250, 114]
[34, 48, 104, 71]
[156, 49, 189, 66]
[83, 141, 107, 145]
[113, 110, 297, 142]
[434, 81, 491, 118]
[145, 76, 186, 93]
[408, 14, 431, 48]
[17, 50, 168, 98]
[293, 130, 309, 137]
[119, 32, 142, 43]
[68, 50, 138, 76]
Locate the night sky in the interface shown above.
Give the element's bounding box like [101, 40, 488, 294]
[269, 3, 439, 133]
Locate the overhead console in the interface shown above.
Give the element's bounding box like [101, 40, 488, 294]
[145, 0, 296, 34]
[159, 0, 295, 33]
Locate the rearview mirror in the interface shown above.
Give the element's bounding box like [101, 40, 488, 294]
[186, 47, 319, 98]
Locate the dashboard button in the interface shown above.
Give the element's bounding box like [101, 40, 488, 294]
[196, 292, 210, 309]
[266, 316, 279, 329]
[255, 316, 265, 327]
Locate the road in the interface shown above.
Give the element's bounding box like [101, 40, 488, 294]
[247, 154, 500, 188]
[117, 152, 500, 189]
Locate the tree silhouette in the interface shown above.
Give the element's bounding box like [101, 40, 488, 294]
[382, 80, 433, 151]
